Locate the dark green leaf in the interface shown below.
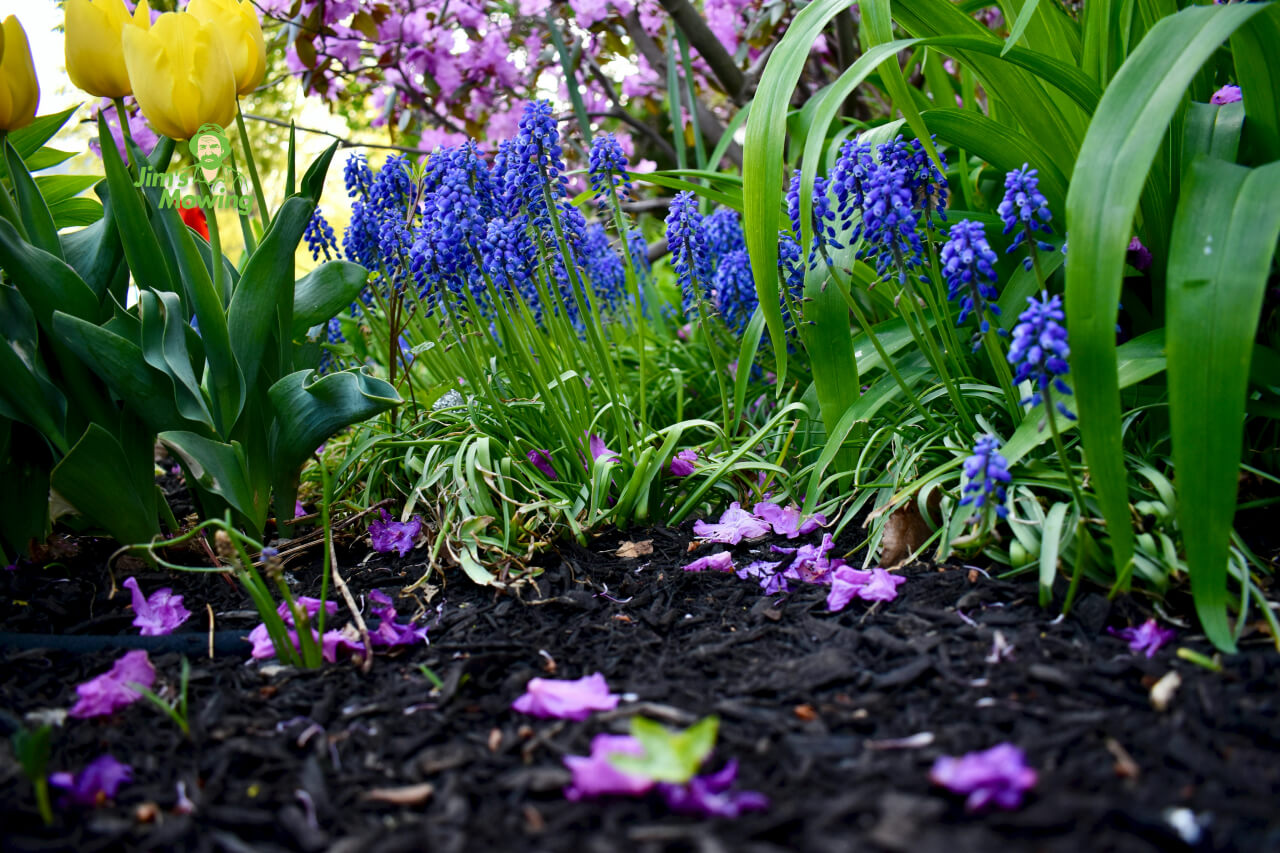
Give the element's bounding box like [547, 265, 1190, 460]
[291, 260, 369, 336]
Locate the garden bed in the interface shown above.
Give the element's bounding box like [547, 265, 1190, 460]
[2, 525, 1278, 853]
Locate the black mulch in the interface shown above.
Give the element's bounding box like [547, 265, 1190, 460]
[1, 523, 1279, 853]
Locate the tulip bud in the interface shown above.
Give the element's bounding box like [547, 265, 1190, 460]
[122, 11, 236, 140]
[0, 16, 39, 132]
[64, 0, 151, 99]
[187, 0, 266, 96]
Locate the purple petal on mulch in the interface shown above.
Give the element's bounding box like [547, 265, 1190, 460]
[657, 760, 770, 818]
[1108, 618, 1176, 658]
[774, 533, 839, 583]
[122, 577, 191, 636]
[247, 624, 364, 663]
[826, 566, 874, 612]
[369, 510, 423, 557]
[295, 500, 307, 518]
[68, 650, 155, 718]
[277, 596, 339, 627]
[683, 552, 735, 573]
[368, 590, 429, 647]
[735, 559, 788, 594]
[564, 734, 655, 800]
[859, 568, 907, 602]
[753, 502, 827, 538]
[692, 502, 771, 545]
[48, 754, 132, 808]
[930, 743, 1037, 811]
[512, 672, 621, 720]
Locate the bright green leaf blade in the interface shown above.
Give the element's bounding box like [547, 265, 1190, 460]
[3, 140, 62, 258]
[1166, 157, 1280, 652]
[1230, 2, 1280, 163]
[1002, 0, 1044, 56]
[158, 430, 263, 528]
[267, 368, 400, 480]
[51, 424, 159, 545]
[292, 260, 369, 336]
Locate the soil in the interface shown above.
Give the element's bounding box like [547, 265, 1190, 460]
[1, 520, 1278, 853]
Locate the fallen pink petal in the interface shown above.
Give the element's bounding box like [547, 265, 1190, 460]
[48, 754, 133, 808]
[669, 449, 698, 477]
[1108, 618, 1176, 658]
[69, 650, 155, 718]
[122, 577, 191, 636]
[512, 672, 621, 720]
[692, 502, 771, 545]
[369, 510, 424, 557]
[683, 551, 736, 572]
[657, 760, 770, 818]
[753, 502, 827, 538]
[564, 734, 655, 800]
[367, 589, 430, 647]
[930, 743, 1037, 811]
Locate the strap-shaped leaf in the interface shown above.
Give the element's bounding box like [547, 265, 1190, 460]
[1181, 101, 1243, 176]
[158, 430, 265, 533]
[4, 106, 80, 163]
[1230, 2, 1280, 164]
[1166, 158, 1280, 652]
[138, 290, 215, 431]
[300, 141, 339, 203]
[1064, 3, 1263, 595]
[3, 140, 62, 259]
[291, 260, 369, 336]
[96, 112, 175, 295]
[60, 181, 125, 301]
[267, 368, 400, 479]
[52, 311, 212, 438]
[0, 285, 67, 451]
[0, 217, 99, 332]
[50, 423, 159, 546]
[227, 196, 314, 386]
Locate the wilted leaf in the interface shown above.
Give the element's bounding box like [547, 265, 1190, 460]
[878, 500, 933, 568]
[615, 540, 653, 559]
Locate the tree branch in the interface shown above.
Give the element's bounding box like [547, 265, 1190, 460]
[654, 0, 746, 102]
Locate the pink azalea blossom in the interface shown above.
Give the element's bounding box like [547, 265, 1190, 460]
[736, 559, 787, 594]
[369, 509, 423, 557]
[512, 672, 621, 720]
[122, 577, 191, 636]
[278, 596, 338, 626]
[69, 650, 155, 718]
[1108, 618, 1175, 657]
[669, 449, 698, 477]
[1211, 84, 1242, 105]
[753, 502, 827, 538]
[527, 448, 559, 479]
[775, 533, 839, 584]
[246, 623, 363, 662]
[657, 759, 769, 818]
[564, 734, 655, 799]
[49, 755, 132, 807]
[930, 743, 1037, 811]
[692, 502, 771, 544]
[683, 551, 735, 573]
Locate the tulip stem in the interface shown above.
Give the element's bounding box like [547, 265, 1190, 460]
[200, 175, 226, 308]
[235, 102, 270, 232]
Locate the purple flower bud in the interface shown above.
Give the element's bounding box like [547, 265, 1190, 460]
[1126, 236, 1152, 272]
[527, 448, 559, 479]
[1211, 84, 1242, 105]
[669, 449, 698, 477]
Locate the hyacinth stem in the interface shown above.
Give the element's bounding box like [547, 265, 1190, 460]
[1043, 391, 1089, 614]
[982, 327, 1021, 416]
[825, 258, 939, 430]
[235, 102, 271, 232]
[892, 269, 975, 432]
[605, 188, 649, 429]
[923, 239, 968, 380]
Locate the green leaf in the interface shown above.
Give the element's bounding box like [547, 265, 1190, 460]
[1166, 157, 1280, 652]
[0, 421, 52, 557]
[227, 196, 314, 385]
[95, 112, 174, 295]
[609, 716, 720, 784]
[1003, 0, 1045, 56]
[1039, 502, 1071, 607]
[1063, 3, 1264, 593]
[51, 423, 159, 545]
[0, 217, 99, 332]
[267, 368, 400, 480]
[48, 197, 103, 228]
[158, 430, 264, 531]
[60, 182, 125, 300]
[300, 141, 339, 203]
[2, 140, 62, 259]
[6, 106, 80, 161]
[1230, 1, 1280, 163]
[138, 290, 215, 431]
[291, 260, 369, 336]
[34, 174, 99, 205]
[0, 286, 67, 451]
[1181, 101, 1243, 175]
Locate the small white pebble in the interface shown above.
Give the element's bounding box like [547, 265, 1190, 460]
[1150, 670, 1182, 711]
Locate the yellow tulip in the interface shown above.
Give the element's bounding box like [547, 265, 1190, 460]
[0, 16, 39, 131]
[122, 11, 236, 140]
[64, 0, 151, 99]
[187, 0, 266, 96]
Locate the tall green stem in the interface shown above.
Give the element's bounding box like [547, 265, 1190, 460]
[235, 102, 271, 232]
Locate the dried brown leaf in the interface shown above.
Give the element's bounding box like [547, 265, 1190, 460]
[615, 540, 654, 559]
[878, 500, 933, 568]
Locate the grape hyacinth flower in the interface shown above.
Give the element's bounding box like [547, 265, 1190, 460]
[587, 132, 633, 209]
[564, 734, 655, 800]
[692, 502, 771, 545]
[1007, 291, 1075, 419]
[753, 502, 826, 539]
[941, 219, 1002, 341]
[831, 138, 874, 236]
[527, 449, 559, 479]
[787, 172, 842, 266]
[878, 134, 949, 231]
[665, 191, 713, 315]
[657, 760, 770, 818]
[930, 743, 1037, 811]
[683, 551, 736, 573]
[122, 577, 191, 637]
[69, 650, 155, 718]
[669, 449, 698, 477]
[998, 164, 1055, 269]
[513, 673, 621, 720]
[959, 435, 1012, 520]
[860, 161, 926, 283]
[1108, 618, 1176, 657]
[712, 248, 758, 334]
[304, 207, 341, 261]
[703, 207, 747, 267]
[369, 510, 424, 557]
[49, 755, 133, 808]
[1211, 84, 1242, 105]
